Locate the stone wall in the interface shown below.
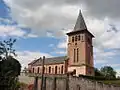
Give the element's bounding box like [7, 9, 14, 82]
[32, 75, 120, 90]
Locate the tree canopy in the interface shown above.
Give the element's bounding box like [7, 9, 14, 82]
[100, 66, 116, 79]
[0, 38, 21, 89]
[94, 68, 104, 77]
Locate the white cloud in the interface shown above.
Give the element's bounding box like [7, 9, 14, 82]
[57, 40, 67, 49]
[27, 33, 38, 38]
[0, 25, 26, 37]
[4, 0, 120, 49]
[0, 18, 14, 24]
[16, 51, 52, 69]
[55, 51, 66, 55]
[116, 69, 120, 76]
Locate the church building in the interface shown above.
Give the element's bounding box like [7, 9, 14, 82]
[28, 10, 94, 76]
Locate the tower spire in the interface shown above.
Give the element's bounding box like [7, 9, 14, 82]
[74, 10, 87, 31]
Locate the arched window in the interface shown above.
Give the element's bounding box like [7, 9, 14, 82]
[32, 68, 34, 73]
[72, 37, 74, 42]
[78, 35, 80, 41]
[37, 67, 40, 73]
[73, 69, 76, 75]
[88, 47, 90, 64]
[81, 35, 84, 40]
[75, 36, 77, 41]
[55, 66, 57, 74]
[77, 48, 79, 62]
[88, 38, 91, 44]
[59, 67, 60, 74]
[49, 67, 51, 73]
[61, 66, 63, 74]
[44, 67, 45, 73]
[74, 49, 76, 62]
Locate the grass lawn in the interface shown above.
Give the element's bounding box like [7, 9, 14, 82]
[99, 80, 120, 86]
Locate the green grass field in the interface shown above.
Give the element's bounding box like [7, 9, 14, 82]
[99, 80, 120, 86]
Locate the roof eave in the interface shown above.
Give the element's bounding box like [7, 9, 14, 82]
[66, 29, 94, 38]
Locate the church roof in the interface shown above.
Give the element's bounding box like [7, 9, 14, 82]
[28, 59, 39, 65]
[29, 56, 68, 66]
[66, 10, 94, 37]
[74, 10, 87, 31]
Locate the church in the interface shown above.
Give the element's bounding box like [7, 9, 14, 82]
[28, 10, 94, 76]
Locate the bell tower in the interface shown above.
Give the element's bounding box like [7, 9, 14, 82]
[67, 10, 94, 76]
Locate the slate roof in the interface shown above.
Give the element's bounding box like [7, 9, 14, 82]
[29, 56, 68, 66]
[28, 59, 39, 65]
[66, 10, 94, 37]
[74, 10, 87, 31]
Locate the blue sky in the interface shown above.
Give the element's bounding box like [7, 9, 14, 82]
[1, 0, 120, 76]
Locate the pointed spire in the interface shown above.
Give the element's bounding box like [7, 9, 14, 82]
[74, 10, 87, 31]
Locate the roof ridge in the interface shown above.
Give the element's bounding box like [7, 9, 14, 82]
[45, 56, 66, 59]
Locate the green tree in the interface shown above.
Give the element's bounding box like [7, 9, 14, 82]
[100, 66, 116, 79]
[0, 38, 21, 89]
[94, 68, 104, 76]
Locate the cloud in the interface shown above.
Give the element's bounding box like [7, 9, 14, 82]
[4, 0, 120, 20]
[0, 25, 26, 37]
[57, 40, 67, 49]
[0, 17, 39, 38]
[116, 69, 120, 76]
[4, 0, 120, 49]
[80, 0, 120, 19]
[27, 33, 38, 38]
[16, 51, 52, 69]
[4, 0, 82, 37]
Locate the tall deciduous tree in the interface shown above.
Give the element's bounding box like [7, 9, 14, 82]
[0, 38, 21, 89]
[100, 66, 116, 79]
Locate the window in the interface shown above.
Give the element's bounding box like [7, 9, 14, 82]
[44, 67, 45, 73]
[74, 49, 76, 62]
[88, 47, 90, 64]
[77, 48, 79, 62]
[72, 37, 74, 42]
[55, 66, 57, 74]
[49, 67, 51, 73]
[37, 67, 40, 73]
[78, 35, 80, 41]
[81, 35, 84, 40]
[73, 69, 76, 74]
[59, 67, 60, 74]
[33, 68, 34, 73]
[61, 66, 63, 74]
[88, 38, 91, 44]
[75, 36, 77, 41]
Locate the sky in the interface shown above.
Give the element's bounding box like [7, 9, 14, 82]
[1, 0, 120, 76]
